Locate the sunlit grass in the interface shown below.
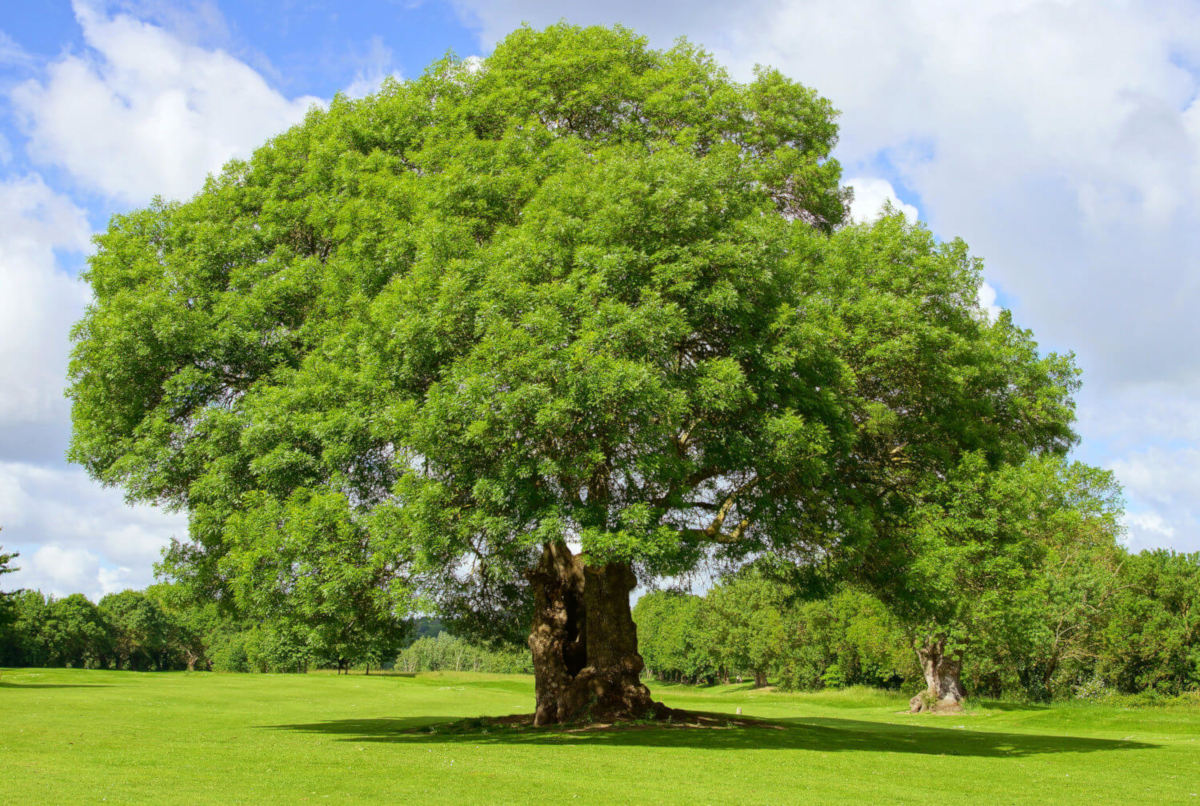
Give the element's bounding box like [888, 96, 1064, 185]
[1, 668, 1197, 804]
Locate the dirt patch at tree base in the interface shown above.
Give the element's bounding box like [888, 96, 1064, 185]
[404, 708, 782, 735]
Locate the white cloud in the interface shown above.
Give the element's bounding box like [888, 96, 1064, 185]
[1, 461, 187, 599]
[1122, 511, 1176, 553]
[6, 545, 142, 602]
[343, 35, 403, 99]
[10, 546, 104, 600]
[1107, 446, 1200, 552]
[0, 176, 91, 428]
[0, 3, 334, 597]
[0, 29, 33, 68]
[977, 281, 1001, 323]
[845, 176, 918, 224]
[11, 0, 321, 203]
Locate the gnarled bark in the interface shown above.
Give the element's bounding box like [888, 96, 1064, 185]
[528, 541, 665, 725]
[909, 638, 966, 713]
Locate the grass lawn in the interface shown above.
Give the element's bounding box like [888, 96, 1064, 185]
[2, 668, 1197, 804]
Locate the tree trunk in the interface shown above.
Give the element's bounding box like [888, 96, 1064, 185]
[528, 541, 665, 726]
[753, 670, 768, 688]
[910, 638, 966, 713]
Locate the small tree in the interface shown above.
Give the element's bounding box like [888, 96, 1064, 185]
[1099, 550, 1200, 695]
[633, 591, 711, 683]
[100, 590, 178, 670]
[44, 594, 114, 669]
[701, 572, 788, 687]
[888, 455, 1123, 711]
[0, 540, 18, 631]
[779, 588, 912, 691]
[1, 591, 51, 667]
[0, 539, 18, 678]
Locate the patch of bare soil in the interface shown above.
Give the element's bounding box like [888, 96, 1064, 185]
[404, 709, 783, 735]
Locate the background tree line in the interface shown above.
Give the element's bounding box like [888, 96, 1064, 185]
[0, 573, 531, 676]
[634, 546, 1200, 701]
[3, 540, 1197, 701]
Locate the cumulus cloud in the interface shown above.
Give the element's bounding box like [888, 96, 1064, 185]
[0, 29, 34, 68]
[976, 281, 1001, 323]
[1, 461, 187, 599]
[6, 544, 147, 602]
[1122, 511, 1176, 553]
[0, 175, 90, 430]
[0, 3, 328, 597]
[12, 0, 321, 203]
[845, 176, 918, 224]
[1105, 445, 1200, 552]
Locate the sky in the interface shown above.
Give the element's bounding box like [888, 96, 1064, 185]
[1, 0, 1198, 600]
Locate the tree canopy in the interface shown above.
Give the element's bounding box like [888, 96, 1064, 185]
[68, 24, 1077, 721]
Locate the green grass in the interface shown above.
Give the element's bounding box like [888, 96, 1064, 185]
[2, 668, 1197, 804]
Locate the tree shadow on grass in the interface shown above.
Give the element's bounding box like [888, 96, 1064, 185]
[0, 682, 114, 688]
[264, 714, 1156, 758]
[976, 700, 1051, 712]
[0, 678, 115, 689]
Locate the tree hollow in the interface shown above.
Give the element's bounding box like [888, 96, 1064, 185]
[528, 541, 665, 725]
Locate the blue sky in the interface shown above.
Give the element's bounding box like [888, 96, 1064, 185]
[2, 0, 1199, 598]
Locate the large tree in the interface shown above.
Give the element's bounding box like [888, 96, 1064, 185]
[68, 24, 1075, 723]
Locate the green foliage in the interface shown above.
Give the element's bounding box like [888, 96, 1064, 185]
[1, 590, 52, 666]
[394, 632, 532, 674]
[1099, 550, 1200, 696]
[65, 24, 1074, 652]
[98, 590, 179, 670]
[635, 580, 914, 690]
[632, 591, 711, 683]
[880, 455, 1125, 698]
[0, 541, 18, 636]
[42, 594, 115, 668]
[700, 571, 790, 685]
[778, 590, 915, 691]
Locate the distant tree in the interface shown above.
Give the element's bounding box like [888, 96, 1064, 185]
[0, 538, 19, 632]
[700, 572, 789, 687]
[408, 617, 445, 641]
[780, 588, 913, 691]
[212, 489, 411, 674]
[394, 631, 533, 674]
[888, 455, 1123, 711]
[0, 542, 21, 675]
[245, 622, 314, 673]
[968, 464, 1125, 700]
[44, 594, 114, 669]
[145, 583, 214, 671]
[633, 591, 711, 684]
[99, 590, 178, 670]
[2, 591, 51, 666]
[1099, 550, 1200, 695]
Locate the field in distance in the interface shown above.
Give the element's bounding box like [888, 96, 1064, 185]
[1, 668, 1197, 804]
